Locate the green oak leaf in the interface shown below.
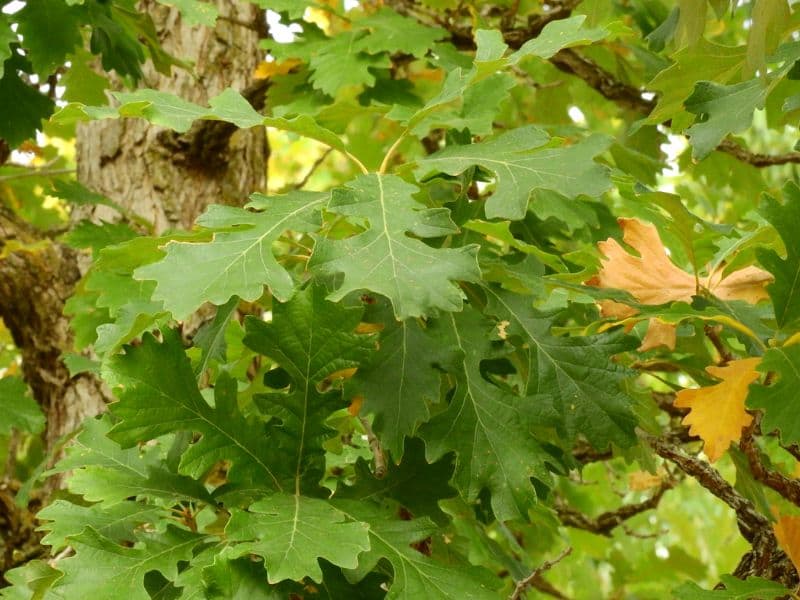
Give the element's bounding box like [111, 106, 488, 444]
[747, 344, 800, 446]
[106, 333, 284, 490]
[348, 303, 452, 457]
[16, 0, 83, 75]
[356, 8, 445, 57]
[673, 574, 791, 599]
[79, 236, 167, 354]
[484, 287, 638, 449]
[419, 308, 553, 521]
[193, 296, 238, 378]
[37, 500, 164, 552]
[684, 79, 767, 159]
[225, 494, 370, 584]
[645, 39, 745, 129]
[336, 437, 456, 524]
[757, 183, 800, 329]
[416, 126, 611, 220]
[510, 15, 608, 62]
[0, 55, 55, 146]
[0, 16, 18, 79]
[336, 501, 499, 600]
[310, 174, 480, 319]
[47, 526, 202, 600]
[63, 220, 139, 256]
[155, 0, 218, 26]
[243, 285, 376, 493]
[135, 191, 326, 319]
[201, 555, 281, 599]
[51, 417, 213, 506]
[0, 376, 44, 435]
[0, 560, 61, 599]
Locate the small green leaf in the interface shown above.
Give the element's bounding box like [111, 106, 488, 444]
[510, 15, 608, 62]
[52, 417, 213, 506]
[336, 501, 499, 600]
[757, 183, 800, 329]
[349, 306, 451, 457]
[0, 56, 55, 146]
[747, 344, 800, 447]
[356, 8, 445, 57]
[685, 79, 767, 159]
[0, 376, 44, 435]
[226, 494, 370, 584]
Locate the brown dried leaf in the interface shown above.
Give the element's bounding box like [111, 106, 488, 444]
[673, 357, 761, 462]
[638, 318, 677, 352]
[588, 218, 772, 305]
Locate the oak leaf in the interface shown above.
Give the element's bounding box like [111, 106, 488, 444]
[588, 218, 771, 305]
[774, 514, 800, 577]
[673, 357, 761, 462]
[638, 318, 677, 352]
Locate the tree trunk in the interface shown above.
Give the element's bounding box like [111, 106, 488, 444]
[76, 1, 268, 231]
[2, 2, 268, 451]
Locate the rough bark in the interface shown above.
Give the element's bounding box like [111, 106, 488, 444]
[1, 2, 268, 456]
[76, 1, 268, 232]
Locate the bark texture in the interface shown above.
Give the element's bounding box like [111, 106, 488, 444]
[1, 2, 268, 453]
[76, 1, 268, 232]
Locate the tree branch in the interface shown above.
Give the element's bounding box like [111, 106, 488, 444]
[393, 0, 800, 168]
[556, 481, 674, 536]
[740, 417, 800, 507]
[510, 546, 573, 600]
[648, 436, 769, 543]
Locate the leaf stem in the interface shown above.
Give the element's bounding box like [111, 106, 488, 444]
[345, 149, 370, 175]
[379, 130, 410, 174]
[509, 546, 572, 600]
[0, 167, 75, 182]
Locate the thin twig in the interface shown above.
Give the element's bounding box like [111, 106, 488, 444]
[510, 546, 573, 600]
[741, 416, 800, 507]
[291, 147, 333, 190]
[0, 168, 75, 182]
[359, 416, 387, 479]
[704, 324, 734, 365]
[556, 480, 674, 536]
[648, 436, 769, 542]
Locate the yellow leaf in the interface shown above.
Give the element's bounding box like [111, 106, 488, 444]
[598, 299, 639, 321]
[628, 470, 663, 491]
[253, 58, 302, 80]
[348, 395, 364, 417]
[774, 514, 800, 576]
[638, 318, 677, 352]
[674, 357, 761, 462]
[587, 218, 772, 305]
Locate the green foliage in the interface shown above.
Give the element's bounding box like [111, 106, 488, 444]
[8, 1, 800, 598]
